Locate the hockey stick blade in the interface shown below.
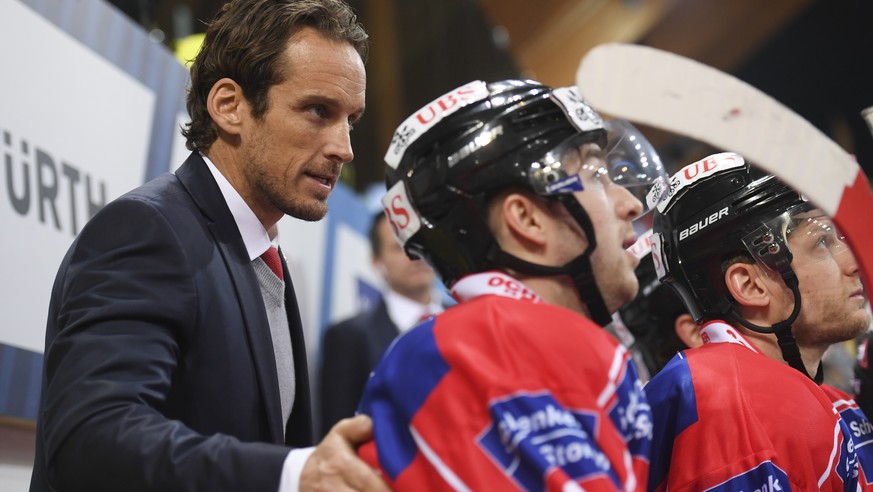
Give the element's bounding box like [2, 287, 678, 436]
[577, 42, 873, 290]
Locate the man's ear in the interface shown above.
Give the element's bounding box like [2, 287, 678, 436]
[501, 192, 549, 247]
[207, 77, 246, 136]
[674, 314, 702, 348]
[724, 262, 771, 308]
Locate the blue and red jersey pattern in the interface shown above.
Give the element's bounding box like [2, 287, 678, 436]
[645, 321, 858, 492]
[357, 272, 652, 491]
[821, 384, 873, 489]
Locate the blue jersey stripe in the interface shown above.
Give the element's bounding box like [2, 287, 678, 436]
[357, 319, 451, 480]
[646, 353, 699, 491]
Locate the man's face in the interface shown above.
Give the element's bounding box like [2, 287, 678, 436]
[782, 212, 870, 345]
[240, 27, 366, 223]
[374, 217, 436, 302]
[555, 143, 644, 313]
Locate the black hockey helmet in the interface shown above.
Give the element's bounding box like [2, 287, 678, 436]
[649, 152, 849, 379]
[381, 79, 668, 325]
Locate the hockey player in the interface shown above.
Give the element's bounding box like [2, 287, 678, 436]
[355, 79, 670, 490]
[645, 152, 872, 490]
[609, 231, 699, 382]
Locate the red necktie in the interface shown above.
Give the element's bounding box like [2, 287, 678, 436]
[261, 246, 284, 281]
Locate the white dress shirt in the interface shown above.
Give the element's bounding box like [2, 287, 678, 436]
[201, 154, 312, 491]
[383, 288, 444, 333]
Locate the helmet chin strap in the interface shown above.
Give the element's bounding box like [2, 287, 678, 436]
[721, 271, 823, 383]
[484, 194, 613, 326]
[558, 195, 613, 327]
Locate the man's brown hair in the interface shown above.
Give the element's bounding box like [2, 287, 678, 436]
[182, 0, 368, 151]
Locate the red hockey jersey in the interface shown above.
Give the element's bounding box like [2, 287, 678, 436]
[821, 383, 873, 488]
[357, 272, 652, 491]
[645, 320, 858, 491]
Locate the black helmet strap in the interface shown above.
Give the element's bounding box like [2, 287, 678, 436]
[485, 194, 612, 326]
[558, 195, 613, 326]
[485, 246, 614, 327]
[724, 271, 822, 383]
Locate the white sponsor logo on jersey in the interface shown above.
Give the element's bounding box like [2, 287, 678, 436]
[851, 419, 873, 438]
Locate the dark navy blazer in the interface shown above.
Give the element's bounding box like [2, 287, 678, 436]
[30, 153, 311, 492]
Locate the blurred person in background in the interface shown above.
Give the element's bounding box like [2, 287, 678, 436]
[319, 211, 442, 437]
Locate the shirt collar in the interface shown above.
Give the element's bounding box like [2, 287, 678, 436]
[201, 153, 274, 260]
[450, 271, 543, 304]
[383, 288, 443, 334]
[699, 320, 760, 353]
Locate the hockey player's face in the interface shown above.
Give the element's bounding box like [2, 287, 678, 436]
[781, 212, 869, 346]
[565, 145, 644, 312]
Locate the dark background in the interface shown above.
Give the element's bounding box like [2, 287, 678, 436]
[109, 0, 873, 189]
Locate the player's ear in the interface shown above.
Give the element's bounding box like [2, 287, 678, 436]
[724, 261, 771, 308]
[501, 192, 549, 247]
[674, 314, 702, 349]
[207, 77, 246, 136]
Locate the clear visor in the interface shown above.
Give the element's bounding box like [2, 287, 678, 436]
[742, 203, 852, 274]
[529, 119, 669, 218]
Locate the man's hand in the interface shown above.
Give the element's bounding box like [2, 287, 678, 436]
[300, 414, 390, 491]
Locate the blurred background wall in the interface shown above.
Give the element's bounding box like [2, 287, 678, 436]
[111, 0, 873, 184]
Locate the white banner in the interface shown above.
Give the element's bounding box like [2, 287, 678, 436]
[1, 0, 155, 352]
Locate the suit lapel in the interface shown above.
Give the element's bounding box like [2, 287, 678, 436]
[372, 298, 401, 352]
[175, 153, 285, 443]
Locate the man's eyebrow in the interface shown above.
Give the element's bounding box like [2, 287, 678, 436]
[300, 93, 366, 117]
[795, 213, 830, 225]
[790, 214, 834, 235]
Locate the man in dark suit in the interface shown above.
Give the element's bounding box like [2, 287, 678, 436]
[29, 1, 388, 491]
[318, 212, 441, 437]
